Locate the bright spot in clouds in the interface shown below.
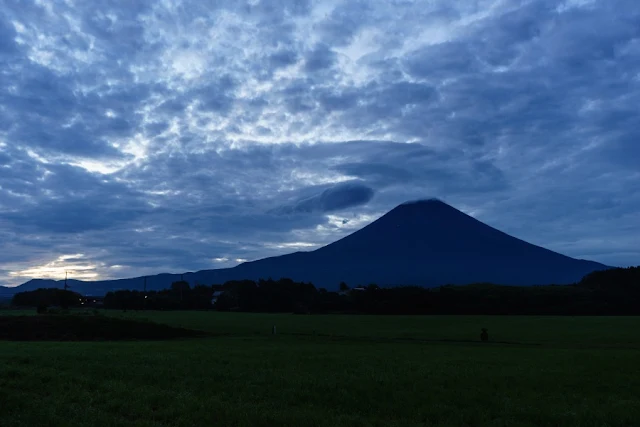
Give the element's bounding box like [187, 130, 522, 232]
[9, 255, 99, 281]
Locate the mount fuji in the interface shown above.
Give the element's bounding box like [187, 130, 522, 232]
[1, 199, 611, 296]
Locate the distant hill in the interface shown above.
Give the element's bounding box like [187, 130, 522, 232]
[1, 199, 612, 296]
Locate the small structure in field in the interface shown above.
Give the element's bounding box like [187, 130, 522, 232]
[211, 290, 224, 306]
[480, 328, 489, 342]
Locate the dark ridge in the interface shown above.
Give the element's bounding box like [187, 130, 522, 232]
[0, 315, 207, 341]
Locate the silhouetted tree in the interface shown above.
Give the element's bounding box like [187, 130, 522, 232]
[96, 265, 640, 315]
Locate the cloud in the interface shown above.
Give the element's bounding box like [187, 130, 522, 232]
[405, 41, 481, 79]
[280, 181, 376, 214]
[268, 49, 299, 69]
[0, 14, 18, 55]
[1, 0, 640, 286]
[10, 254, 100, 281]
[304, 43, 338, 72]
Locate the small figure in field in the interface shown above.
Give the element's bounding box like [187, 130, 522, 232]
[480, 328, 489, 342]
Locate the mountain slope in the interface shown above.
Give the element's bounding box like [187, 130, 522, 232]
[220, 199, 609, 287]
[2, 199, 611, 295]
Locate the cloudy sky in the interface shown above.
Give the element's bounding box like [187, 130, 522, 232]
[0, 0, 638, 287]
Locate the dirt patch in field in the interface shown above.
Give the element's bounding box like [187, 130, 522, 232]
[0, 315, 207, 341]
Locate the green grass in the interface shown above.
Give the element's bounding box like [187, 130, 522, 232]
[1, 311, 640, 426]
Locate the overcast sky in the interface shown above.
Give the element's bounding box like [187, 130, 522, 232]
[1, 0, 638, 286]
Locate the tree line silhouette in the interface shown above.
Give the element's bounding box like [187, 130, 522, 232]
[11, 288, 84, 311]
[11, 267, 640, 315]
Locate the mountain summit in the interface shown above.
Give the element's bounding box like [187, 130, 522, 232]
[2, 199, 610, 295]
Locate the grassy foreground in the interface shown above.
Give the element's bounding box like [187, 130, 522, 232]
[1, 312, 640, 426]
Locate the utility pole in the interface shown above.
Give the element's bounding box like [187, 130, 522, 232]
[62, 271, 74, 309]
[143, 276, 147, 310]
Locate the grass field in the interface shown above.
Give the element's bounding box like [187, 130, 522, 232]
[1, 311, 640, 426]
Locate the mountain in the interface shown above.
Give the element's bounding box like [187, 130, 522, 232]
[1, 199, 611, 296]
